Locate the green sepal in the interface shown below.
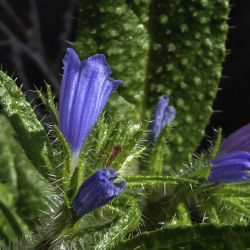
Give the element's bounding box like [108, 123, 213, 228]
[72, 113, 145, 192]
[48, 196, 141, 249]
[209, 128, 222, 159]
[94, 196, 141, 249]
[53, 125, 72, 191]
[37, 84, 59, 125]
[188, 166, 211, 183]
[67, 167, 80, 202]
[147, 126, 172, 175]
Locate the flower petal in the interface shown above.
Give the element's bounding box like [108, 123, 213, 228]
[217, 124, 250, 156]
[149, 95, 176, 143]
[72, 168, 126, 218]
[59, 50, 122, 158]
[208, 151, 250, 183]
[59, 48, 81, 138]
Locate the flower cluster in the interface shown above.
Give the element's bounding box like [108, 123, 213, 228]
[59, 48, 125, 218]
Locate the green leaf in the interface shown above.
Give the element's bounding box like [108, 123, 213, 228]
[53, 125, 72, 191]
[76, 0, 229, 168]
[75, 0, 150, 121]
[209, 128, 222, 158]
[52, 196, 141, 250]
[144, 0, 229, 168]
[216, 184, 250, 198]
[37, 84, 59, 125]
[84, 114, 144, 174]
[95, 196, 141, 249]
[0, 228, 10, 245]
[188, 166, 211, 182]
[115, 224, 250, 249]
[14, 154, 49, 230]
[0, 71, 54, 180]
[0, 115, 17, 188]
[0, 201, 23, 238]
[33, 203, 73, 250]
[0, 114, 49, 232]
[170, 180, 250, 225]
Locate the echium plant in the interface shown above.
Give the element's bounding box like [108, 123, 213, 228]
[1, 1, 250, 249]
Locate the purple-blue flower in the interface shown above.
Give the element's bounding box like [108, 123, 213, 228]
[217, 124, 250, 156]
[72, 168, 126, 218]
[208, 124, 250, 183]
[208, 151, 250, 183]
[149, 95, 176, 143]
[59, 48, 122, 162]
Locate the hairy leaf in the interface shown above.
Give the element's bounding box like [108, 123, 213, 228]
[0, 71, 54, 180]
[75, 0, 150, 121]
[116, 224, 250, 249]
[76, 0, 229, 168]
[144, 0, 229, 168]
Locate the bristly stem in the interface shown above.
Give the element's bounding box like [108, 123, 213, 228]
[34, 205, 76, 250]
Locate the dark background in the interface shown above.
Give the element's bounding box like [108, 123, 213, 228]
[0, 0, 249, 150]
[201, 0, 250, 149]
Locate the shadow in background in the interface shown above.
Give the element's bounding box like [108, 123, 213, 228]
[199, 0, 250, 151]
[0, 0, 77, 95]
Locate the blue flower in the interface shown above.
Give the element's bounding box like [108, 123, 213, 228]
[72, 168, 126, 218]
[149, 96, 176, 143]
[208, 151, 250, 183]
[59, 48, 122, 163]
[217, 124, 250, 156]
[208, 124, 250, 183]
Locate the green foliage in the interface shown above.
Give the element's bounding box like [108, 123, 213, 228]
[37, 84, 59, 125]
[95, 196, 141, 250]
[20, 106, 146, 249]
[147, 126, 173, 175]
[70, 196, 141, 250]
[53, 125, 72, 191]
[115, 224, 250, 249]
[2, 1, 249, 249]
[34, 196, 141, 249]
[0, 201, 24, 238]
[144, 0, 229, 168]
[0, 115, 48, 244]
[0, 71, 55, 181]
[76, 0, 229, 169]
